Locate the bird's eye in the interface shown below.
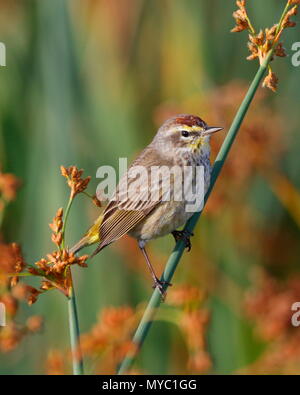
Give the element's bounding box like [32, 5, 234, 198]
[181, 130, 189, 138]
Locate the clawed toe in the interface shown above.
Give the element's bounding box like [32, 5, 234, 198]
[152, 278, 172, 299]
[172, 230, 194, 251]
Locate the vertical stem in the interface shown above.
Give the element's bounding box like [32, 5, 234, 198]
[63, 194, 84, 374]
[61, 195, 73, 249]
[117, 53, 273, 375]
[68, 273, 84, 375]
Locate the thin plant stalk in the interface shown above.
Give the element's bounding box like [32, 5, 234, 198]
[68, 276, 84, 375]
[63, 196, 84, 375]
[117, 51, 274, 374]
[61, 196, 73, 250]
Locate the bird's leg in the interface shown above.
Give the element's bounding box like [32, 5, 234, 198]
[172, 229, 194, 252]
[138, 241, 172, 298]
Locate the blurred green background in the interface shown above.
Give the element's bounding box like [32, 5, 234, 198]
[1, 0, 300, 374]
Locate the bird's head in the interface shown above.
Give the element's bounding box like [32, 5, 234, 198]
[153, 114, 223, 159]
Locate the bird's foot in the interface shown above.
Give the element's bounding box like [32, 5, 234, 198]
[152, 278, 172, 300]
[172, 230, 194, 252]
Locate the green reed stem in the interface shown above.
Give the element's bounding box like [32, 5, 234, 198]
[117, 51, 274, 375]
[61, 196, 73, 250]
[63, 195, 84, 375]
[68, 282, 84, 375]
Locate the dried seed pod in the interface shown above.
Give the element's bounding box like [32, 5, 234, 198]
[263, 69, 279, 92]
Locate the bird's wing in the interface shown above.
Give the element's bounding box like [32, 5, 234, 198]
[93, 147, 172, 254]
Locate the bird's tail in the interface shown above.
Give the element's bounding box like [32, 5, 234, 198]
[70, 215, 103, 254]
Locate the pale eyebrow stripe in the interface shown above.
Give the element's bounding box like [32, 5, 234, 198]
[171, 125, 203, 133]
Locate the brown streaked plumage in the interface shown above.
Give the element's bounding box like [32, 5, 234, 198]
[71, 114, 223, 295]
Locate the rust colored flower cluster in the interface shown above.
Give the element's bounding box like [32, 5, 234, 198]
[24, 204, 89, 299]
[49, 208, 63, 247]
[231, 0, 298, 91]
[0, 171, 21, 214]
[0, 165, 93, 357]
[0, 172, 21, 203]
[180, 310, 211, 373]
[31, 248, 88, 298]
[0, 242, 26, 287]
[45, 306, 144, 374]
[0, 243, 32, 304]
[5, 165, 93, 303]
[262, 69, 279, 92]
[231, 1, 251, 33]
[60, 166, 91, 199]
[46, 350, 67, 375]
[0, 169, 43, 353]
[0, 316, 43, 353]
[5, 226, 88, 305]
[167, 285, 211, 373]
[245, 273, 300, 341]
[0, 243, 39, 306]
[3, 208, 89, 303]
[240, 272, 300, 374]
[168, 284, 204, 309]
[0, 244, 43, 352]
[81, 306, 137, 374]
[242, 331, 300, 375]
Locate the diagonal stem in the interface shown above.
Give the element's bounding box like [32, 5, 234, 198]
[117, 51, 273, 375]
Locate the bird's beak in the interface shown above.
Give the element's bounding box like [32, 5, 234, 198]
[203, 126, 223, 135]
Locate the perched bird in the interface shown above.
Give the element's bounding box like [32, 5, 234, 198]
[71, 115, 222, 294]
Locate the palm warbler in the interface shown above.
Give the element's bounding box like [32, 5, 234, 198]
[71, 114, 222, 294]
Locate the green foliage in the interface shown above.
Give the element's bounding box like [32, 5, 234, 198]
[0, 0, 299, 374]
